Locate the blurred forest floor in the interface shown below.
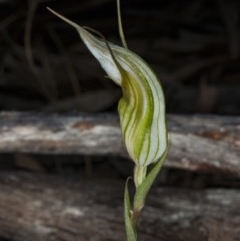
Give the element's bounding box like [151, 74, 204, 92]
[0, 0, 240, 191]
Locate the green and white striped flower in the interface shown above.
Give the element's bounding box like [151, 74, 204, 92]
[48, 5, 169, 241]
[48, 8, 168, 168]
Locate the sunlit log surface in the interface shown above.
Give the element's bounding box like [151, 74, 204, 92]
[0, 112, 240, 174]
[0, 172, 239, 241]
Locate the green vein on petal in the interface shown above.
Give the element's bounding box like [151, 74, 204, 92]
[47, 8, 168, 167]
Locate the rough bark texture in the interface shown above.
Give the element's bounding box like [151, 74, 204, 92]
[0, 171, 239, 241]
[0, 112, 240, 175]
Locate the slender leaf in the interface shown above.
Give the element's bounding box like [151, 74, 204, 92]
[124, 179, 137, 241]
[134, 147, 168, 211]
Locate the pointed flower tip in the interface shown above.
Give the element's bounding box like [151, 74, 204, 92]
[47, 7, 77, 29]
[49, 9, 168, 167]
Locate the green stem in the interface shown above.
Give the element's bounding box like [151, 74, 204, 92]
[134, 165, 147, 188]
[124, 178, 137, 241]
[125, 149, 169, 241]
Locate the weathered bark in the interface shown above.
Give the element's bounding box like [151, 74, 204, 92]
[0, 172, 239, 241]
[0, 112, 240, 175]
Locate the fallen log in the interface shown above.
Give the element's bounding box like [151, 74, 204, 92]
[0, 171, 239, 241]
[0, 112, 240, 175]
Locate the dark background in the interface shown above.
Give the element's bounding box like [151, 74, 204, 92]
[0, 0, 240, 187]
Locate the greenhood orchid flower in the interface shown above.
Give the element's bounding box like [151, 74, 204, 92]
[47, 9, 168, 169]
[48, 3, 168, 240]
